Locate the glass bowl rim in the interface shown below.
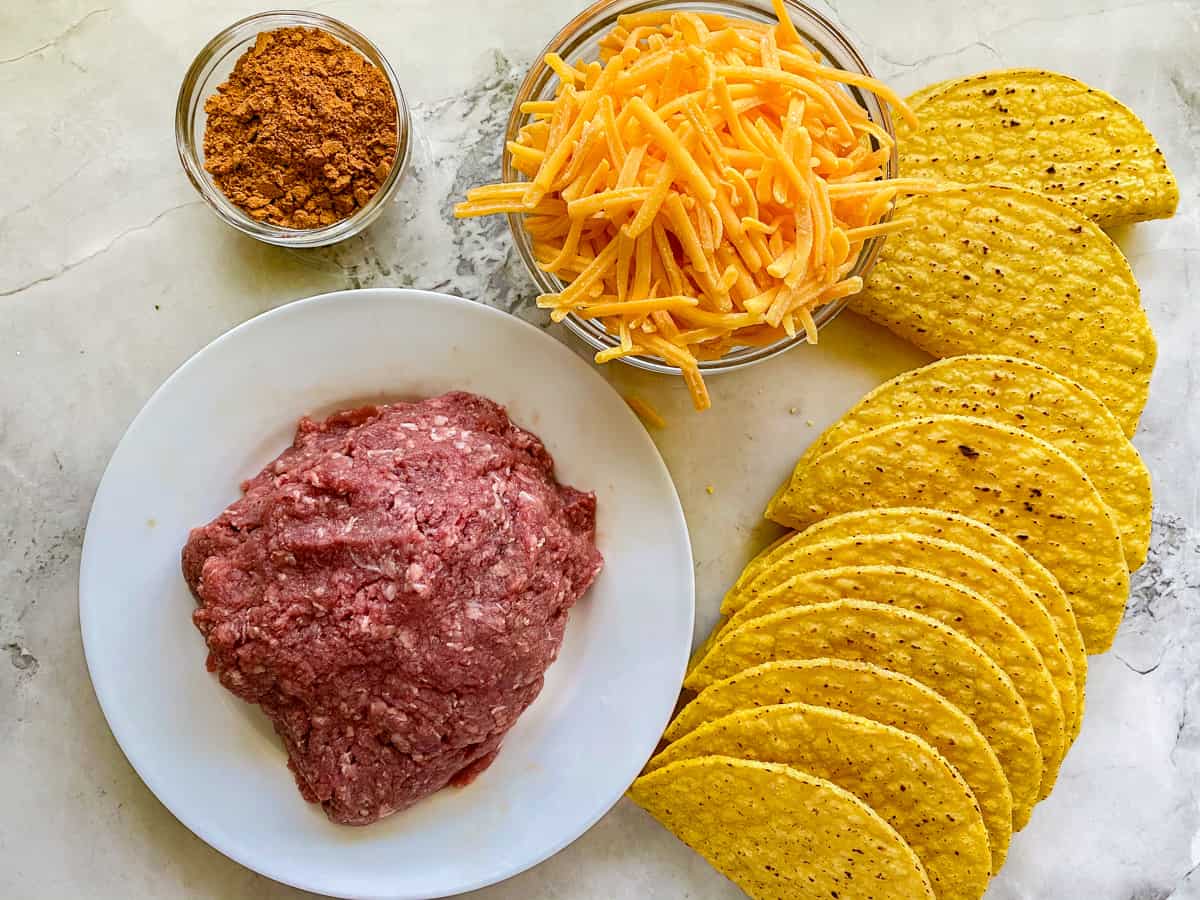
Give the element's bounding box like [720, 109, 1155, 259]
[174, 9, 412, 249]
[503, 0, 897, 376]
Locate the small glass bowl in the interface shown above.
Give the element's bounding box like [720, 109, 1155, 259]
[504, 0, 896, 377]
[175, 10, 412, 249]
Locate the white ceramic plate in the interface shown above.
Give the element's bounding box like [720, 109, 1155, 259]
[80, 289, 694, 900]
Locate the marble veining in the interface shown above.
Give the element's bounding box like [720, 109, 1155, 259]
[1, 0, 1197, 897]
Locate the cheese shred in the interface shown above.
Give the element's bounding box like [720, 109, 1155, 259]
[455, 0, 923, 410]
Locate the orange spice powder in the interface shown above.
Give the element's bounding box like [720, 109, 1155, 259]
[203, 27, 398, 229]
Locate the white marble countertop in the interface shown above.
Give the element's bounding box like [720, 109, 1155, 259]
[2, 0, 1198, 897]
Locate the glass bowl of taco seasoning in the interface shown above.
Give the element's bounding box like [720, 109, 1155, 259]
[176, 11, 411, 248]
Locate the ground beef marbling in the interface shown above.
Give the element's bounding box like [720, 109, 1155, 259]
[182, 391, 602, 825]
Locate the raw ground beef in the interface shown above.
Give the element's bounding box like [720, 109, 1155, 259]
[182, 391, 602, 825]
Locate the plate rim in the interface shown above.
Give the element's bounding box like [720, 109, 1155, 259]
[79, 287, 695, 899]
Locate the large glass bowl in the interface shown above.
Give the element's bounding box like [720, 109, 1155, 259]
[175, 10, 412, 249]
[504, 0, 896, 376]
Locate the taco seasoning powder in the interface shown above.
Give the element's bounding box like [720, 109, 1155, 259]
[202, 27, 398, 229]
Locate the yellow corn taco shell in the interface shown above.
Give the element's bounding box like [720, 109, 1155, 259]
[646, 703, 991, 898]
[665, 659, 1014, 871]
[797, 355, 1152, 569]
[764, 507, 1087, 738]
[713, 563, 1064, 798]
[899, 69, 1179, 226]
[685, 599, 1043, 831]
[849, 185, 1155, 435]
[767, 416, 1129, 652]
[906, 77, 960, 110]
[719, 531, 1079, 744]
[629, 756, 936, 900]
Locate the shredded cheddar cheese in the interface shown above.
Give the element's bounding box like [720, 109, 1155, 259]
[625, 394, 668, 429]
[455, 0, 932, 410]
